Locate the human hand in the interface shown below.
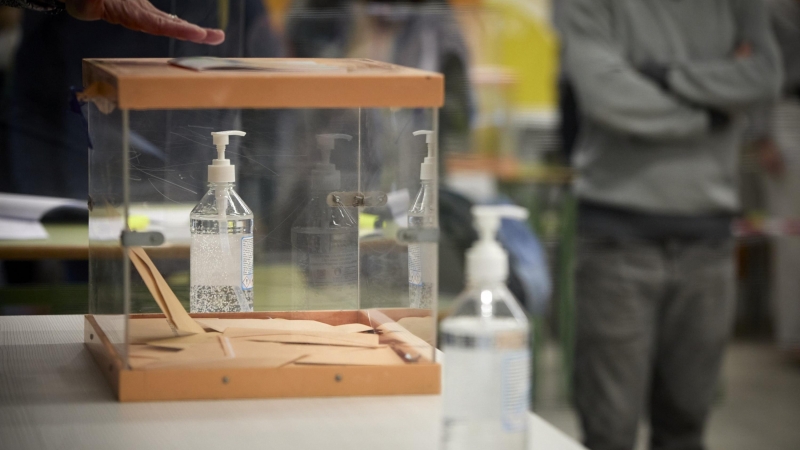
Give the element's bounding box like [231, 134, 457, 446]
[61, 0, 225, 45]
[691, 43, 752, 131]
[756, 138, 785, 177]
[735, 42, 752, 59]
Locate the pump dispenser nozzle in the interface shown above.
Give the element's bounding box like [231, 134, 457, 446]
[208, 130, 246, 183]
[467, 205, 529, 285]
[413, 130, 436, 180]
[313, 134, 352, 191]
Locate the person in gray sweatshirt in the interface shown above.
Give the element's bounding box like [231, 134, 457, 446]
[563, 0, 782, 449]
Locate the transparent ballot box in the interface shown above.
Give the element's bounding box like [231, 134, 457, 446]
[83, 58, 442, 401]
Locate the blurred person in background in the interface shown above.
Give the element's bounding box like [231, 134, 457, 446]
[285, 0, 471, 155]
[5, 0, 276, 200]
[563, 0, 782, 449]
[272, 0, 471, 256]
[752, 0, 800, 354]
[0, 0, 277, 288]
[0, 0, 217, 193]
[0, 6, 19, 194]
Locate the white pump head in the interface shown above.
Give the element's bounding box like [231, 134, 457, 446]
[466, 205, 529, 285]
[313, 134, 352, 191]
[208, 130, 246, 183]
[413, 130, 436, 180]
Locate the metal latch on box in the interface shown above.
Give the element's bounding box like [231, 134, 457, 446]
[396, 228, 440, 244]
[121, 230, 164, 247]
[327, 191, 388, 207]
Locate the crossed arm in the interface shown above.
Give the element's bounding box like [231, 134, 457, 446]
[665, 0, 783, 111]
[564, 0, 782, 140]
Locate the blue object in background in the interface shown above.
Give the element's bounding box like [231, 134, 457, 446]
[494, 197, 552, 316]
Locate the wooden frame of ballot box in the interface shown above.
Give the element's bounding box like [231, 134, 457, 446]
[82, 58, 443, 402]
[85, 310, 440, 402]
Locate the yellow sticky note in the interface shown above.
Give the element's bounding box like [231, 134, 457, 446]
[128, 215, 150, 231]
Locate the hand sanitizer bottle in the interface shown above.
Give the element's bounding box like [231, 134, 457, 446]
[291, 134, 358, 310]
[441, 205, 531, 450]
[408, 130, 437, 309]
[190, 130, 254, 313]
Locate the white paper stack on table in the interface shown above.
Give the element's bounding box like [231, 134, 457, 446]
[0, 193, 86, 240]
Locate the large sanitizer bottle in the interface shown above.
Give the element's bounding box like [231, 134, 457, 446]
[291, 134, 358, 310]
[408, 130, 437, 309]
[441, 205, 531, 450]
[190, 130, 254, 313]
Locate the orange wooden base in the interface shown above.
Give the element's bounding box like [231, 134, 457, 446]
[84, 312, 441, 402]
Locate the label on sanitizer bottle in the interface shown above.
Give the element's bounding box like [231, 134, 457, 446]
[241, 235, 253, 291]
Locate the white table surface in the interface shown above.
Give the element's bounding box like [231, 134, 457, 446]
[0, 315, 585, 450]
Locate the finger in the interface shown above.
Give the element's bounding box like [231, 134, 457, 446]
[101, 0, 214, 44]
[200, 29, 225, 45]
[131, 1, 225, 44]
[144, 12, 226, 45]
[126, 10, 211, 43]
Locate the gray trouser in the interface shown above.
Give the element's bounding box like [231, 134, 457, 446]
[573, 238, 736, 450]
